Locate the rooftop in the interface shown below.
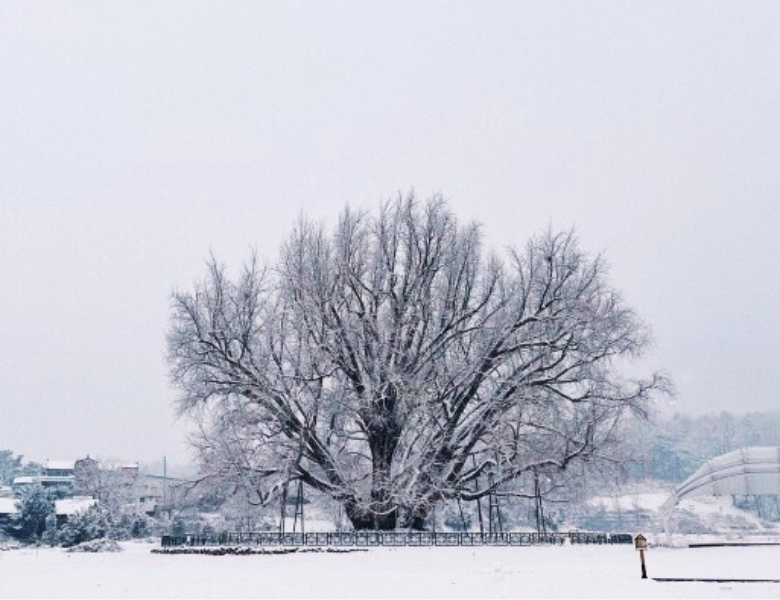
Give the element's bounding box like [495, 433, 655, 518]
[46, 460, 75, 471]
[0, 497, 97, 516]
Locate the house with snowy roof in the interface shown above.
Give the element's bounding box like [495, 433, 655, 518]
[11, 460, 76, 496]
[72, 456, 188, 516]
[0, 496, 97, 530]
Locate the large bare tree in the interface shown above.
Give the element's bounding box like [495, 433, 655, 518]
[167, 195, 669, 530]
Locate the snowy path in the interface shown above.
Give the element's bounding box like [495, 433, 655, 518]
[2, 541, 780, 598]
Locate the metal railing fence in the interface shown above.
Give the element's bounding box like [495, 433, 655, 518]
[161, 530, 633, 548]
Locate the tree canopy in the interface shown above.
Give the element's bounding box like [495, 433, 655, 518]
[168, 195, 669, 530]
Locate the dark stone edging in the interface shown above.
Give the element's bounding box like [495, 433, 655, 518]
[688, 543, 780, 548]
[654, 578, 780, 583]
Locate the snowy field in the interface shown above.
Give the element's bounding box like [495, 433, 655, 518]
[3, 540, 780, 599]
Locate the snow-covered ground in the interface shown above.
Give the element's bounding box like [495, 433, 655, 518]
[3, 539, 780, 599]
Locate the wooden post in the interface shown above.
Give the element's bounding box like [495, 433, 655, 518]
[634, 533, 648, 579]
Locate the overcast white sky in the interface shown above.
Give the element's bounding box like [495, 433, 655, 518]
[1, 2, 779, 466]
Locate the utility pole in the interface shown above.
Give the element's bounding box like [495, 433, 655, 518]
[472, 455, 485, 535]
[534, 469, 546, 534]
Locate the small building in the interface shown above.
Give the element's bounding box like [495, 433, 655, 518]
[119, 463, 140, 478]
[11, 460, 76, 495]
[11, 476, 38, 495]
[53, 497, 99, 525]
[73, 456, 100, 497]
[132, 474, 186, 516]
[45, 461, 75, 478]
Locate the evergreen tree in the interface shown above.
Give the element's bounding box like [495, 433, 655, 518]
[10, 484, 56, 541]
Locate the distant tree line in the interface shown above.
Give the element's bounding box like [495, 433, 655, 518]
[625, 410, 780, 484]
[0, 450, 42, 487]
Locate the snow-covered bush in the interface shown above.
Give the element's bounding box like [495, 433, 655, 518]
[66, 538, 122, 553]
[58, 505, 159, 546]
[8, 484, 56, 542]
[58, 505, 110, 547]
[41, 513, 58, 546]
[105, 512, 153, 540]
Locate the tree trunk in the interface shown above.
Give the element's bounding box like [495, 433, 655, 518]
[343, 499, 435, 531]
[343, 497, 398, 530]
[399, 507, 429, 531]
[342, 406, 403, 531]
[342, 453, 400, 531]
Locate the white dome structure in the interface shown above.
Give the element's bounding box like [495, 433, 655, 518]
[671, 447, 780, 502]
[661, 446, 780, 539]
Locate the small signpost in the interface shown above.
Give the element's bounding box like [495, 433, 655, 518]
[634, 533, 648, 579]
